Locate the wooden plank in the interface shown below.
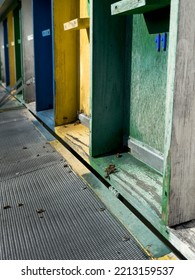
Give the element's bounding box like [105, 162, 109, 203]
[91, 152, 163, 219]
[111, 0, 170, 15]
[163, 0, 195, 226]
[62, 1, 90, 118]
[7, 11, 16, 87]
[90, 0, 126, 156]
[54, 0, 78, 126]
[55, 123, 89, 162]
[90, 152, 195, 259]
[3, 18, 10, 86]
[63, 18, 89, 31]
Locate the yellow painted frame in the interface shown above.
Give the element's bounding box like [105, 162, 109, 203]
[7, 11, 16, 87]
[53, 0, 78, 126]
[54, 0, 90, 126]
[79, 0, 90, 116]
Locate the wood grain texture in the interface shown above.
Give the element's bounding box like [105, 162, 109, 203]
[90, 152, 164, 237]
[128, 14, 168, 153]
[55, 123, 89, 162]
[111, 0, 170, 15]
[164, 0, 195, 226]
[171, 220, 195, 255]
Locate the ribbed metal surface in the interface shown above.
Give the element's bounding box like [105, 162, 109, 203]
[0, 142, 56, 165]
[0, 153, 63, 181]
[0, 109, 62, 181]
[0, 108, 27, 123]
[0, 108, 149, 260]
[0, 120, 44, 150]
[0, 163, 149, 260]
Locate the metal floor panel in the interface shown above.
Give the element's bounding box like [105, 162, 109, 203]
[0, 108, 28, 123]
[0, 120, 45, 150]
[0, 106, 149, 260]
[0, 153, 63, 181]
[0, 163, 149, 260]
[0, 142, 56, 164]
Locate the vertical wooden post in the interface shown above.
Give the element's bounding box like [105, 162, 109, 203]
[90, 0, 126, 156]
[7, 11, 16, 87]
[3, 18, 10, 86]
[79, 0, 90, 116]
[53, 0, 78, 126]
[163, 0, 195, 226]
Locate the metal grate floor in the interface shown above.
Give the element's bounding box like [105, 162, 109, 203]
[0, 108, 149, 260]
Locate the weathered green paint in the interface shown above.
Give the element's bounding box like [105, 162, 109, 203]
[162, 0, 179, 225]
[90, 0, 126, 157]
[13, 5, 22, 82]
[128, 14, 169, 153]
[111, 0, 170, 15]
[89, 154, 195, 259]
[89, 152, 170, 240]
[90, 152, 163, 219]
[83, 172, 171, 258]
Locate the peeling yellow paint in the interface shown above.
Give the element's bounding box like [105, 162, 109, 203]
[55, 123, 89, 162]
[53, 0, 90, 126]
[154, 253, 178, 260]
